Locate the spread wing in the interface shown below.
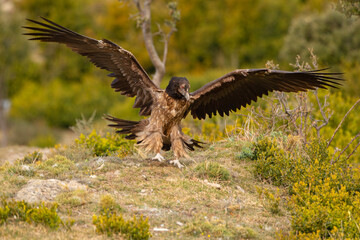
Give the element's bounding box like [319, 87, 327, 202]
[189, 68, 343, 120]
[23, 17, 159, 116]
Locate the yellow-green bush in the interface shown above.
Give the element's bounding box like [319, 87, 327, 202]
[253, 136, 360, 238]
[0, 198, 72, 229]
[75, 130, 133, 157]
[92, 212, 151, 239]
[99, 194, 122, 213]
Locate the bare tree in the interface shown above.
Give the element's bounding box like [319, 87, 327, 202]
[124, 0, 180, 87]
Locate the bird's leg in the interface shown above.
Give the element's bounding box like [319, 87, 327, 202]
[167, 126, 189, 168]
[152, 153, 165, 162]
[169, 159, 184, 168]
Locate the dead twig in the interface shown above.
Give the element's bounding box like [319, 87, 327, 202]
[345, 140, 360, 162]
[334, 131, 360, 162]
[328, 98, 360, 147]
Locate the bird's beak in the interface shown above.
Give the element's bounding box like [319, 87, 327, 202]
[179, 88, 190, 101]
[184, 92, 190, 101]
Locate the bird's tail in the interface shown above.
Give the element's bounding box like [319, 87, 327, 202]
[104, 114, 140, 140]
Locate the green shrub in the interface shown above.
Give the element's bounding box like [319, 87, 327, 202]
[75, 129, 133, 157]
[252, 137, 291, 186]
[194, 161, 230, 182]
[236, 145, 254, 160]
[252, 136, 360, 238]
[55, 189, 89, 207]
[92, 211, 151, 239]
[99, 194, 122, 213]
[256, 187, 281, 214]
[0, 198, 71, 229]
[0, 205, 10, 224]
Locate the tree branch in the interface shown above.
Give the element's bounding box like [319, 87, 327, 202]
[337, 130, 360, 160]
[346, 139, 360, 161]
[136, 0, 165, 87]
[328, 98, 360, 147]
[313, 90, 332, 138]
[131, 0, 179, 87]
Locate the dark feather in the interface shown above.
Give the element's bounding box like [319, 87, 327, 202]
[189, 69, 344, 120]
[23, 17, 160, 116]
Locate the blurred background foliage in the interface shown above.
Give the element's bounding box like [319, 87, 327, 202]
[0, 0, 359, 159]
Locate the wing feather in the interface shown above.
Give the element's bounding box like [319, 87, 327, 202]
[189, 68, 344, 120]
[23, 17, 160, 116]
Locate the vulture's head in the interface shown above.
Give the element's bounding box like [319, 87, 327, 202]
[166, 77, 190, 101]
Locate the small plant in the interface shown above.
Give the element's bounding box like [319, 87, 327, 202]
[183, 215, 257, 239]
[194, 161, 230, 182]
[256, 187, 281, 214]
[92, 211, 151, 239]
[75, 130, 133, 157]
[20, 151, 43, 164]
[56, 189, 89, 207]
[237, 145, 254, 160]
[0, 198, 71, 229]
[0, 205, 10, 224]
[27, 202, 62, 228]
[100, 194, 121, 213]
[38, 155, 75, 177]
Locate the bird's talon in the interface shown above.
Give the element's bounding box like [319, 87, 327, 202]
[152, 153, 165, 162]
[169, 159, 184, 168]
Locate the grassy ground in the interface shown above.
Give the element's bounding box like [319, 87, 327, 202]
[0, 139, 290, 239]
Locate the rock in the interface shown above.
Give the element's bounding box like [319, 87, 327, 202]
[96, 163, 105, 170]
[236, 185, 245, 193]
[153, 228, 169, 232]
[20, 165, 32, 171]
[96, 157, 105, 165]
[176, 221, 183, 226]
[15, 179, 87, 203]
[203, 179, 221, 189]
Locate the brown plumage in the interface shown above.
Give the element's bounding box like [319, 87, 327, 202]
[23, 17, 344, 168]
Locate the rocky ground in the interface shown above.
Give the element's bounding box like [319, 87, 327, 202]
[0, 140, 290, 239]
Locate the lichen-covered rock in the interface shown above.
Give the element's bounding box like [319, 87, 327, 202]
[15, 179, 87, 203]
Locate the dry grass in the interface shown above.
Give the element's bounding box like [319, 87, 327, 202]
[0, 139, 291, 239]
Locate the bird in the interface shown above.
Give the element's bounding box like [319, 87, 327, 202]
[23, 17, 343, 168]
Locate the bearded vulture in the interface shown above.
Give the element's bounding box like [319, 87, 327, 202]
[23, 17, 343, 168]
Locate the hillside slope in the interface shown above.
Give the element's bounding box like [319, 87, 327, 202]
[0, 140, 290, 239]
